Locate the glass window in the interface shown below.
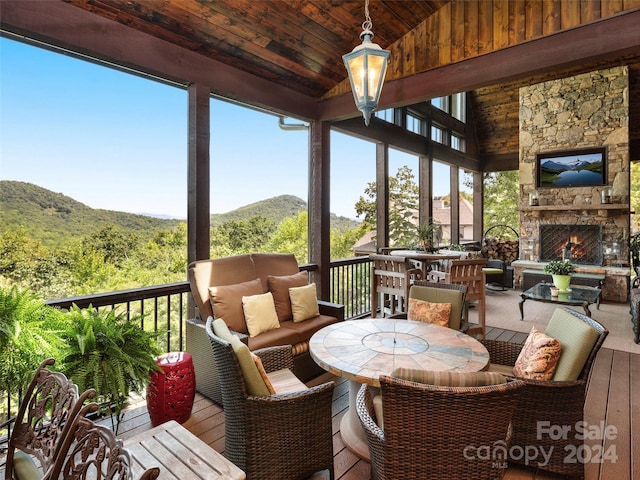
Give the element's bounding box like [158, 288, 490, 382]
[431, 124, 446, 144]
[451, 134, 465, 152]
[432, 161, 450, 247]
[459, 169, 475, 244]
[451, 92, 466, 122]
[374, 108, 394, 123]
[431, 96, 448, 112]
[406, 112, 424, 136]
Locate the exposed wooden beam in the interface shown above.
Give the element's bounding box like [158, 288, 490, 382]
[318, 9, 640, 121]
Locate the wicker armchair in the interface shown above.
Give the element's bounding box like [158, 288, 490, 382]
[205, 317, 335, 480]
[2, 358, 95, 480]
[49, 403, 159, 480]
[481, 307, 609, 478]
[356, 374, 524, 480]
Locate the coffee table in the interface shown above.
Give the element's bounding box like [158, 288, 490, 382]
[519, 282, 602, 320]
[309, 318, 489, 460]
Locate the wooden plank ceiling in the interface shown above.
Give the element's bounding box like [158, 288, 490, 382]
[18, 1, 640, 166]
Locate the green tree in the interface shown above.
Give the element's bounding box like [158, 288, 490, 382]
[215, 216, 276, 253]
[481, 171, 520, 236]
[82, 224, 140, 266]
[355, 165, 419, 248]
[265, 212, 308, 262]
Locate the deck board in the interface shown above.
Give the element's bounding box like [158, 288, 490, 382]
[78, 327, 640, 480]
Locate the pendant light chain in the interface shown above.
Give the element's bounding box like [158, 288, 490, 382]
[362, 0, 373, 34]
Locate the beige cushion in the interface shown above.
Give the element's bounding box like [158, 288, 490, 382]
[212, 318, 271, 396]
[407, 298, 452, 327]
[266, 368, 308, 394]
[289, 283, 320, 322]
[513, 326, 562, 380]
[267, 271, 308, 321]
[242, 292, 280, 337]
[13, 449, 42, 480]
[392, 368, 507, 387]
[545, 308, 600, 381]
[209, 278, 264, 334]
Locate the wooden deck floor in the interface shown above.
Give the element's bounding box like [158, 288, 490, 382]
[108, 325, 638, 480]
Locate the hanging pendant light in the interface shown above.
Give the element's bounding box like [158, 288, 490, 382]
[343, 0, 390, 126]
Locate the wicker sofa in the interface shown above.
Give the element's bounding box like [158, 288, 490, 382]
[187, 253, 344, 404]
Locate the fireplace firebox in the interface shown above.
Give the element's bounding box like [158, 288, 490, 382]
[539, 225, 603, 265]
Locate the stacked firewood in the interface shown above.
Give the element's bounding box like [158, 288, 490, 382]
[482, 237, 519, 265]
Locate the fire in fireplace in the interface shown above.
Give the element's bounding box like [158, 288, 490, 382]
[539, 225, 603, 265]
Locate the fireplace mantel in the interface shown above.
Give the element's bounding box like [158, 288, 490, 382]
[518, 204, 629, 216]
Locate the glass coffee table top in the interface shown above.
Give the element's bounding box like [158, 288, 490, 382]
[519, 282, 601, 320]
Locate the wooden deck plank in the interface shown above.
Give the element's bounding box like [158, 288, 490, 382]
[6, 327, 629, 480]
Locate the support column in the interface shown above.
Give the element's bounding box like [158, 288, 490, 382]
[309, 121, 331, 300]
[375, 142, 390, 250]
[187, 84, 210, 264]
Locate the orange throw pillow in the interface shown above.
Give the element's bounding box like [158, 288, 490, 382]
[407, 298, 452, 327]
[513, 326, 562, 380]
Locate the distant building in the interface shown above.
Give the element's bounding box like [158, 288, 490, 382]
[353, 196, 474, 256]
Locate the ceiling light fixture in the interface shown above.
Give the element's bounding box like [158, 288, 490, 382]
[342, 0, 390, 126]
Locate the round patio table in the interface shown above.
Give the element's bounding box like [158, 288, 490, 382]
[309, 318, 489, 460]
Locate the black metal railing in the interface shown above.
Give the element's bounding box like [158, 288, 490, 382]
[1, 257, 374, 429]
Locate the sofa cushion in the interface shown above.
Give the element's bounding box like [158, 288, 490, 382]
[267, 271, 309, 321]
[407, 298, 452, 327]
[279, 315, 338, 343]
[513, 326, 562, 381]
[242, 292, 280, 337]
[247, 324, 302, 351]
[545, 308, 599, 381]
[253, 253, 300, 291]
[212, 318, 271, 396]
[289, 283, 320, 322]
[209, 278, 264, 334]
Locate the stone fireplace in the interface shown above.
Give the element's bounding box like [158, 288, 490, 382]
[512, 66, 631, 302]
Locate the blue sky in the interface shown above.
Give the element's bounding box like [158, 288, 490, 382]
[1, 37, 447, 220]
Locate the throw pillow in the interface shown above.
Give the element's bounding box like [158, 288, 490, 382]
[267, 271, 309, 321]
[513, 326, 562, 380]
[289, 283, 320, 322]
[212, 317, 272, 396]
[252, 353, 276, 394]
[407, 298, 452, 327]
[392, 368, 507, 387]
[209, 278, 264, 334]
[242, 292, 280, 337]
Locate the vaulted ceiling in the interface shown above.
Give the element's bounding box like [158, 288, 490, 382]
[2, 0, 640, 169]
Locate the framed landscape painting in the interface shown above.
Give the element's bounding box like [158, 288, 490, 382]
[536, 147, 607, 188]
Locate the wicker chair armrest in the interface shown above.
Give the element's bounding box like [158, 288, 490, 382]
[253, 345, 295, 372]
[245, 382, 335, 427]
[318, 300, 345, 321]
[355, 384, 384, 443]
[480, 339, 524, 366]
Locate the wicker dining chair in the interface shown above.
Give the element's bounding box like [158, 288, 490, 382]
[481, 307, 609, 478]
[356, 374, 525, 480]
[205, 317, 335, 480]
[2, 358, 95, 480]
[49, 403, 160, 480]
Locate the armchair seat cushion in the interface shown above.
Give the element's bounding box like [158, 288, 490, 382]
[267, 368, 308, 394]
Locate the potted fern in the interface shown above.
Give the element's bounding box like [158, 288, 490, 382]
[544, 259, 576, 293]
[59, 304, 162, 429]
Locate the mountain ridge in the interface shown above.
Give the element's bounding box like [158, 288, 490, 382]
[0, 181, 359, 247]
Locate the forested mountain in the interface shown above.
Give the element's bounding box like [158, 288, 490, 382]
[211, 194, 359, 231]
[1, 181, 360, 248]
[0, 181, 182, 247]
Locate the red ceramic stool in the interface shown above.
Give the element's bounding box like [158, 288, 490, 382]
[146, 352, 196, 426]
